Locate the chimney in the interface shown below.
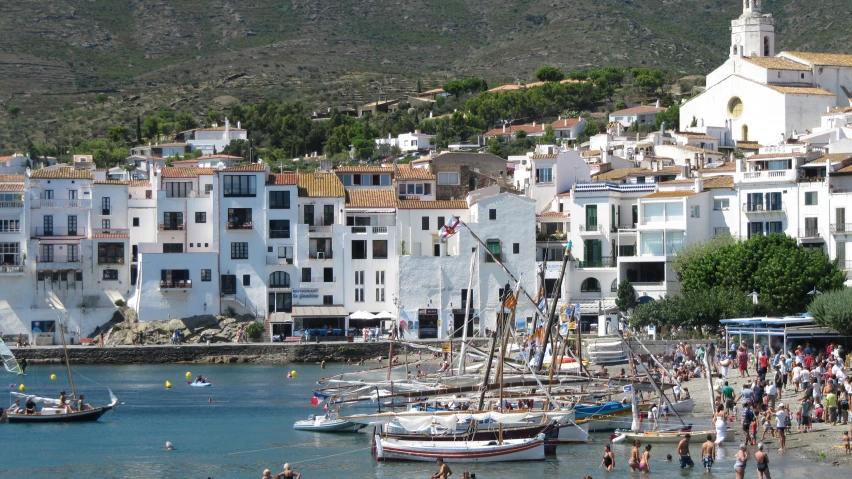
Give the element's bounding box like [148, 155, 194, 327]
[542, 123, 545, 131]
[655, 99, 661, 108]
[694, 171, 704, 193]
[736, 158, 743, 173]
[533, 121, 536, 127]
[237, 121, 241, 129]
[502, 124, 506, 133]
[415, 129, 420, 134]
[681, 165, 689, 179]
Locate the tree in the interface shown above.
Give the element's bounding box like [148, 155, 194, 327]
[655, 103, 680, 129]
[142, 116, 160, 141]
[222, 139, 249, 159]
[417, 78, 422, 94]
[7, 106, 21, 117]
[678, 234, 845, 316]
[808, 288, 852, 336]
[535, 66, 565, 82]
[630, 287, 754, 329]
[205, 110, 223, 127]
[107, 126, 130, 144]
[95, 93, 108, 104]
[136, 115, 142, 143]
[615, 280, 637, 314]
[486, 137, 505, 158]
[539, 125, 556, 145]
[614, 100, 626, 111]
[690, 116, 698, 127]
[631, 68, 666, 96]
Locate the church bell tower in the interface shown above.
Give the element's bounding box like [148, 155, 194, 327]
[730, 0, 775, 59]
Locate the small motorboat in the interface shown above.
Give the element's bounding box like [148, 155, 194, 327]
[294, 413, 361, 432]
[189, 378, 212, 387]
[374, 433, 546, 462]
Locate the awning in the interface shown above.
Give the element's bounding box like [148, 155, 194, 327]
[374, 311, 395, 319]
[291, 306, 348, 317]
[573, 299, 618, 315]
[269, 312, 291, 323]
[350, 311, 376, 320]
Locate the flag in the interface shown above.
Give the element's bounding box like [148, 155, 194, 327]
[502, 280, 521, 310]
[622, 385, 633, 393]
[533, 286, 546, 314]
[322, 404, 328, 411]
[572, 303, 581, 322]
[438, 216, 461, 242]
[310, 397, 320, 406]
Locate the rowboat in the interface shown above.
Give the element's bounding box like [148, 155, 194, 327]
[293, 413, 362, 432]
[374, 433, 546, 462]
[611, 428, 735, 444]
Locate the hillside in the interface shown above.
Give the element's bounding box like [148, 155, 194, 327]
[1, 0, 851, 151]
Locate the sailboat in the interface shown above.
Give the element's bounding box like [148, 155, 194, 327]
[2, 322, 118, 424]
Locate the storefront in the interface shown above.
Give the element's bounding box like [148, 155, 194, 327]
[418, 308, 439, 339]
[268, 312, 293, 338]
[292, 306, 348, 335]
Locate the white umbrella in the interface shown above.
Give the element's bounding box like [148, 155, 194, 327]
[374, 311, 395, 319]
[350, 311, 376, 320]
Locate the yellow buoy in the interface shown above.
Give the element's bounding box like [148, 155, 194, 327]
[165, 381, 172, 389]
[18, 384, 25, 391]
[185, 372, 192, 379]
[290, 370, 297, 378]
[50, 374, 57, 380]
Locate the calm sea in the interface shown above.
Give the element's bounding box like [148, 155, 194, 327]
[0, 363, 838, 478]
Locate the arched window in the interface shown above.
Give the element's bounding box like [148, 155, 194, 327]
[611, 279, 618, 292]
[742, 124, 749, 142]
[763, 36, 770, 56]
[581, 278, 601, 293]
[269, 271, 290, 288]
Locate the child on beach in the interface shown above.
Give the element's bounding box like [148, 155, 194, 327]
[843, 431, 850, 455]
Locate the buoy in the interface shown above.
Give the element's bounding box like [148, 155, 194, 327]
[290, 370, 297, 378]
[185, 372, 192, 379]
[18, 384, 25, 391]
[165, 381, 172, 389]
[50, 374, 57, 380]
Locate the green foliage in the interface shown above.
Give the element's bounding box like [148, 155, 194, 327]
[678, 234, 845, 316]
[630, 68, 666, 96]
[71, 139, 129, 168]
[614, 100, 627, 111]
[630, 287, 754, 329]
[808, 288, 852, 336]
[654, 102, 679, 129]
[442, 77, 488, 97]
[539, 125, 556, 145]
[135, 115, 142, 143]
[670, 235, 737, 282]
[107, 125, 130, 144]
[245, 321, 265, 339]
[222, 139, 250, 159]
[465, 81, 597, 127]
[690, 115, 698, 128]
[535, 66, 565, 82]
[486, 137, 505, 157]
[7, 106, 21, 117]
[615, 280, 637, 313]
[580, 118, 603, 142]
[95, 93, 108, 104]
[114, 299, 126, 307]
[205, 110, 223, 127]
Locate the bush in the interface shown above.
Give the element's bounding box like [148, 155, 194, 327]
[245, 321, 265, 339]
[114, 299, 126, 307]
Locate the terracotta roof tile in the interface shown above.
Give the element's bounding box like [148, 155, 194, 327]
[536, 211, 568, 217]
[742, 56, 810, 71]
[335, 165, 394, 173]
[746, 152, 806, 160]
[128, 180, 152, 188]
[531, 154, 558, 159]
[0, 184, 24, 191]
[223, 163, 266, 172]
[670, 145, 722, 154]
[298, 172, 344, 198]
[643, 191, 696, 199]
[267, 173, 298, 186]
[0, 174, 25, 182]
[659, 176, 734, 189]
[582, 150, 602, 158]
[592, 167, 681, 181]
[92, 233, 130, 239]
[550, 118, 582, 129]
[807, 153, 852, 164]
[418, 88, 445, 96]
[345, 189, 397, 208]
[784, 52, 852, 68]
[397, 199, 468, 210]
[483, 124, 547, 137]
[198, 154, 243, 159]
[30, 168, 93, 180]
[94, 180, 129, 186]
[699, 162, 737, 173]
[674, 132, 717, 140]
[823, 106, 852, 115]
[161, 167, 216, 178]
[395, 166, 435, 180]
[170, 159, 199, 165]
[736, 141, 763, 149]
[768, 85, 834, 96]
[611, 105, 667, 116]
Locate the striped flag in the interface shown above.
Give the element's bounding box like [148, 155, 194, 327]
[503, 292, 518, 310]
[533, 286, 546, 313]
[438, 216, 461, 242]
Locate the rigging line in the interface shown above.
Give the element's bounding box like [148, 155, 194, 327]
[227, 441, 318, 456]
[287, 446, 374, 465]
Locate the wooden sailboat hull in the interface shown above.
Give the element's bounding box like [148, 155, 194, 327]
[6, 405, 114, 423]
[383, 421, 555, 442]
[375, 434, 546, 462]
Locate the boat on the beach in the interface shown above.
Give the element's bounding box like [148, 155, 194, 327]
[374, 432, 546, 462]
[294, 413, 362, 432]
[610, 427, 734, 444]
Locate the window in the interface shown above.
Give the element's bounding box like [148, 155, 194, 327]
[201, 269, 212, 282]
[75, 271, 83, 282]
[97, 243, 124, 264]
[485, 239, 501, 263]
[341, 174, 352, 186]
[146, 190, 153, 199]
[243, 274, 251, 286]
[165, 182, 191, 198]
[586, 204, 598, 228]
[163, 212, 183, 230]
[269, 220, 290, 239]
[133, 217, 140, 227]
[301, 268, 311, 282]
[227, 208, 252, 229]
[768, 221, 784, 234]
[805, 191, 818, 206]
[437, 216, 445, 229]
[101, 219, 111, 230]
[372, 240, 388, 259]
[102, 197, 111, 215]
[163, 243, 183, 253]
[223, 175, 257, 197]
[0, 242, 21, 265]
[375, 270, 385, 302]
[713, 199, 729, 210]
[268, 271, 290, 288]
[690, 205, 700, 218]
[323, 267, 334, 283]
[67, 215, 77, 235]
[611, 279, 618, 293]
[489, 209, 497, 220]
[231, 242, 248, 259]
[0, 219, 20, 233]
[221, 275, 237, 294]
[103, 269, 119, 281]
[581, 277, 601, 292]
[269, 191, 290, 209]
[438, 172, 459, 185]
[535, 167, 553, 184]
[354, 270, 365, 302]
[352, 240, 367, 259]
[748, 221, 764, 239]
[425, 183, 432, 195]
[204, 184, 213, 195]
[422, 216, 430, 231]
[511, 242, 520, 255]
[131, 245, 138, 262]
[727, 97, 743, 119]
[195, 212, 206, 223]
[323, 295, 334, 305]
[714, 227, 731, 237]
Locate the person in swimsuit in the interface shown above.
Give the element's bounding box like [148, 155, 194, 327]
[629, 440, 642, 471]
[431, 458, 452, 479]
[640, 444, 652, 474]
[701, 434, 716, 473]
[754, 443, 771, 479]
[677, 433, 694, 469]
[275, 463, 300, 479]
[734, 443, 748, 479]
[599, 444, 615, 470]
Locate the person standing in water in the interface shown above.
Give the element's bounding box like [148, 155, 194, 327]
[754, 443, 771, 479]
[639, 444, 652, 474]
[677, 433, 694, 469]
[701, 434, 716, 473]
[431, 458, 452, 479]
[599, 444, 615, 471]
[628, 440, 642, 471]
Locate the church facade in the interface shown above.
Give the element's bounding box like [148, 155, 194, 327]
[680, 0, 852, 146]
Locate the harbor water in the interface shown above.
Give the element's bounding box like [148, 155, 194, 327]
[0, 363, 840, 478]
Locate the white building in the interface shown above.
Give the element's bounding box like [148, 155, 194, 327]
[512, 150, 591, 213]
[184, 118, 248, 155]
[609, 104, 667, 129]
[0, 154, 28, 174]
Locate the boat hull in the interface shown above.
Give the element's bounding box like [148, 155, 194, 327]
[6, 406, 113, 423]
[612, 429, 735, 444]
[383, 422, 555, 442]
[375, 434, 545, 463]
[293, 418, 361, 432]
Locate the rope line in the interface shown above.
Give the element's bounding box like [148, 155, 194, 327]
[227, 441, 318, 456]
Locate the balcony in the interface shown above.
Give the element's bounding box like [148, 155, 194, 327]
[269, 230, 290, 239]
[0, 226, 22, 234]
[742, 203, 786, 214]
[308, 224, 333, 234]
[830, 224, 852, 235]
[33, 227, 87, 237]
[158, 222, 185, 231]
[31, 198, 92, 209]
[227, 221, 254, 230]
[578, 224, 604, 234]
[841, 260, 852, 271]
[351, 226, 367, 234]
[798, 228, 821, 240]
[160, 280, 192, 289]
[308, 251, 333, 260]
[0, 201, 23, 208]
[575, 256, 617, 268]
[372, 226, 388, 234]
[92, 228, 129, 236]
[36, 255, 81, 269]
[0, 264, 24, 274]
[302, 276, 336, 284]
[266, 255, 294, 266]
[736, 169, 798, 183]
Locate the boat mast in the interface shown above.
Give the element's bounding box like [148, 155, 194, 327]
[59, 315, 77, 399]
[457, 245, 478, 375]
[535, 242, 572, 371]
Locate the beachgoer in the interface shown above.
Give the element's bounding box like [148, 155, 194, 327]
[25, 398, 36, 415]
[263, 469, 273, 479]
[775, 404, 788, 451]
[276, 463, 300, 479]
[754, 443, 771, 479]
[741, 402, 756, 445]
[843, 431, 850, 455]
[701, 434, 715, 473]
[166, 441, 174, 451]
[734, 443, 748, 479]
[629, 440, 642, 471]
[599, 444, 615, 471]
[639, 444, 652, 474]
[677, 433, 694, 469]
[431, 458, 452, 479]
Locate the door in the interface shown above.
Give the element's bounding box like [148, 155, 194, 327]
[632, 205, 638, 228]
[43, 190, 54, 200]
[67, 215, 77, 236]
[68, 190, 78, 207]
[43, 215, 54, 236]
[323, 204, 334, 226]
[805, 217, 818, 236]
[323, 267, 333, 283]
[584, 239, 602, 266]
[102, 197, 111, 215]
[586, 205, 597, 229]
[837, 208, 846, 233]
[304, 205, 314, 226]
[40, 244, 54, 262]
[766, 192, 781, 211]
[611, 204, 616, 232]
[221, 274, 237, 295]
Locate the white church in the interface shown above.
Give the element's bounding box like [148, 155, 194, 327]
[680, 0, 852, 146]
